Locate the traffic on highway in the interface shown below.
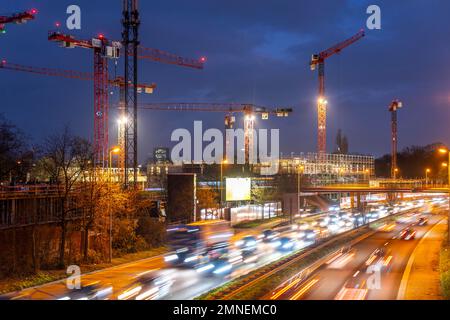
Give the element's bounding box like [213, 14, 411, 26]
[2, 195, 446, 300]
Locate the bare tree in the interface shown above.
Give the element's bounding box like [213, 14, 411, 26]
[0, 114, 27, 183]
[41, 127, 91, 267]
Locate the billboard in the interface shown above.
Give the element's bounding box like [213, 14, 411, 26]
[226, 178, 251, 201]
[167, 173, 196, 223]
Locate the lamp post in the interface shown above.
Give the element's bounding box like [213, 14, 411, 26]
[109, 147, 121, 180]
[425, 168, 431, 188]
[295, 165, 305, 224]
[393, 168, 399, 180]
[108, 146, 120, 262]
[439, 148, 450, 244]
[220, 159, 228, 210]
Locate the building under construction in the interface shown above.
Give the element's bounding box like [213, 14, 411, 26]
[277, 152, 374, 186]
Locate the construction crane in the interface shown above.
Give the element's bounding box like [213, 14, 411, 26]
[121, 0, 205, 187]
[310, 30, 365, 154]
[0, 59, 155, 173]
[48, 31, 122, 167]
[0, 60, 156, 93]
[134, 102, 292, 165]
[0, 9, 37, 34]
[122, 0, 140, 187]
[389, 99, 403, 179]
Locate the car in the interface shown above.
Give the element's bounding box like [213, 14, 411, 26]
[58, 282, 113, 300]
[260, 229, 279, 243]
[335, 277, 368, 300]
[368, 212, 380, 220]
[365, 248, 393, 271]
[235, 236, 258, 255]
[118, 272, 173, 300]
[303, 229, 318, 241]
[275, 237, 296, 252]
[417, 217, 428, 226]
[399, 228, 416, 240]
[379, 221, 396, 232]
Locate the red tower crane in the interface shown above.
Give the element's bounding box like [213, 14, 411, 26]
[0, 60, 156, 92]
[0, 60, 155, 169]
[49, 28, 205, 181]
[0, 9, 37, 34]
[134, 102, 292, 165]
[48, 31, 122, 167]
[310, 30, 365, 154]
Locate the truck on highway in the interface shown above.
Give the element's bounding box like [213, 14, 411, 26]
[164, 220, 233, 269]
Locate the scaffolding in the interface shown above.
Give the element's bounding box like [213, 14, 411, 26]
[278, 152, 375, 186]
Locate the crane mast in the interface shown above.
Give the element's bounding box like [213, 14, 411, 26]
[122, 0, 140, 187]
[310, 30, 365, 154]
[389, 99, 403, 179]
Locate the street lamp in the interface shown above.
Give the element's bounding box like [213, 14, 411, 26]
[425, 168, 431, 187]
[438, 148, 450, 244]
[296, 164, 305, 223]
[109, 146, 121, 177]
[220, 159, 228, 210]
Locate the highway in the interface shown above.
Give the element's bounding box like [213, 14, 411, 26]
[2, 197, 445, 300]
[270, 207, 444, 300]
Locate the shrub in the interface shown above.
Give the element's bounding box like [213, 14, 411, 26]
[136, 217, 166, 247]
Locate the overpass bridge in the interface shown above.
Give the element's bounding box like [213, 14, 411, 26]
[301, 185, 448, 194]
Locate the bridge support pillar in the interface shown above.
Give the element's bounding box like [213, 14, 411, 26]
[350, 192, 355, 209]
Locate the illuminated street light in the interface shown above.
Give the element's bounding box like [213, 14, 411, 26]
[220, 159, 228, 209]
[425, 168, 431, 187]
[296, 164, 305, 223]
[109, 146, 121, 176]
[437, 147, 450, 244]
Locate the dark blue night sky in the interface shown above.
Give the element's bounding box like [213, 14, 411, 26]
[1, 1, 450, 162]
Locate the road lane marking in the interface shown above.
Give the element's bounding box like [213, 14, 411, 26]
[270, 278, 302, 300]
[289, 278, 319, 300]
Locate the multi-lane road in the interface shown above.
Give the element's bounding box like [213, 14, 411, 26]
[2, 196, 446, 300]
[270, 208, 444, 300]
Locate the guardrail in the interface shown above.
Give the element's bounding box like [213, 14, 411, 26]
[0, 185, 66, 199]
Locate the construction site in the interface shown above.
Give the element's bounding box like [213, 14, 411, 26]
[2, 1, 450, 305]
[0, 2, 407, 224]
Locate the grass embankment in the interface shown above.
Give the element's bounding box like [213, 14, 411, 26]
[440, 237, 450, 299]
[0, 246, 167, 295]
[198, 227, 371, 300]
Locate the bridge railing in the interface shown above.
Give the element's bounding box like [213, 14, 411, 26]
[0, 185, 65, 199]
